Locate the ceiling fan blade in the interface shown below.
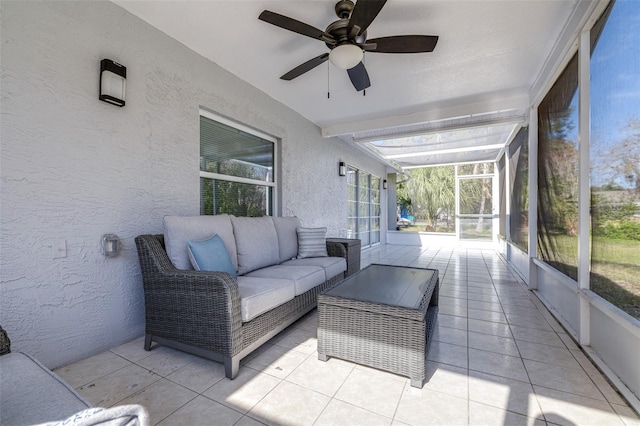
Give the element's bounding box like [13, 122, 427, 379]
[366, 35, 439, 53]
[259, 10, 335, 43]
[348, 0, 387, 36]
[347, 62, 371, 91]
[280, 53, 330, 80]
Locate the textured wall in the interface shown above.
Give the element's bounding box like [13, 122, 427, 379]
[0, 0, 386, 368]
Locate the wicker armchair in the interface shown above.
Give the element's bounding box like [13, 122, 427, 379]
[135, 234, 350, 379]
[0, 325, 10, 355]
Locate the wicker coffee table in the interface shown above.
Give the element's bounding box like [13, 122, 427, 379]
[317, 264, 439, 388]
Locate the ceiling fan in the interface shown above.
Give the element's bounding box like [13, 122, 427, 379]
[258, 0, 439, 92]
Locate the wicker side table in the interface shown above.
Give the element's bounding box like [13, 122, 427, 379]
[318, 264, 439, 388]
[326, 238, 360, 277]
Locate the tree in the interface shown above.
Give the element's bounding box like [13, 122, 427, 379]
[397, 166, 455, 232]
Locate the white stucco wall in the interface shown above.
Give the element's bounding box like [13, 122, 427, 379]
[0, 0, 386, 368]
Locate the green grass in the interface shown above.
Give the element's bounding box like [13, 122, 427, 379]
[544, 234, 640, 319]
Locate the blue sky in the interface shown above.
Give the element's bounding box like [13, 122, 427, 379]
[590, 0, 640, 156]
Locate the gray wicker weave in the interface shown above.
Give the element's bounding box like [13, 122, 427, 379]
[135, 234, 348, 380]
[325, 238, 361, 277]
[317, 264, 439, 388]
[0, 325, 10, 355]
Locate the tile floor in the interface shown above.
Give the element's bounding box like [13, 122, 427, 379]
[55, 245, 640, 426]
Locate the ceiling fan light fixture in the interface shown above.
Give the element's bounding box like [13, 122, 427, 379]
[329, 44, 363, 70]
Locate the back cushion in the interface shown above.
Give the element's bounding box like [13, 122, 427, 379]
[164, 215, 237, 271]
[231, 216, 280, 275]
[272, 216, 301, 263]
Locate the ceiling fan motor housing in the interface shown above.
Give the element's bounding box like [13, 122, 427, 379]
[335, 0, 355, 19]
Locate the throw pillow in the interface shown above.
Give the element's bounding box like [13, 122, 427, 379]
[297, 227, 328, 259]
[187, 234, 237, 278]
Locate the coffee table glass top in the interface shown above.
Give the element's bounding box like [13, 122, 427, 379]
[323, 264, 437, 309]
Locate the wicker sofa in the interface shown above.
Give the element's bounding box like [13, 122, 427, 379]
[135, 215, 359, 380]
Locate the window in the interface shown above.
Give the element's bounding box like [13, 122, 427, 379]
[589, 0, 640, 319]
[200, 110, 276, 216]
[347, 166, 381, 246]
[537, 53, 579, 280]
[509, 127, 529, 252]
[458, 162, 494, 241]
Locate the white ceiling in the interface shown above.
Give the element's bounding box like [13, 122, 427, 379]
[114, 0, 579, 168]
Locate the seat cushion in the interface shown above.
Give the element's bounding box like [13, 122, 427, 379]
[164, 215, 237, 271]
[0, 352, 91, 425]
[187, 234, 237, 278]
[283, 257, 347, 281]
[236, 277, 295, 322]
[272, 216, 301, 263]
[245, 265, 326, 296]
[231, 216, 280, 275]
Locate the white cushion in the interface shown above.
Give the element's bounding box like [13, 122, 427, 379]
[282, 257, 347, 281]
[236, 277, 295, 322]
[245, 265, 326, 296]
[163, 215, 237, 271]
[231, 216, 280, 275]
[296, 227, 328, 258]
[272, 217, 301, 263]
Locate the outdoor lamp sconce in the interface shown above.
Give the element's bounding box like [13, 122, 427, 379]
[99, 59, 126, 107]
[339, 161, 346, 177]
[383, 179, 387, 189]
[102, 234, 121, 257]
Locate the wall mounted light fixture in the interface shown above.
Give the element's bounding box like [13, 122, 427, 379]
[339, 161, 346, 177]
[383, 179, 388, 189]
[99, 59, 126, 107]
[102, 234, 121, 257]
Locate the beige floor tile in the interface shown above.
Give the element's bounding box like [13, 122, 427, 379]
[437, 314, 468, 331]
[203, 367, 281, 414]
[469, 348, 529, 383]
[433, 325, 468, 347]
[438, 303, 468, 317]
[285, 354, 354, 397]
[469, 401, 545, 426]
[248, 381, 330, 426]
[509, 325, 565, 348]
[524, 359, 604, 400]
[516, 340, 582, 369]
[353, 364, 410, 384]
[114, 378, 196, 425]
[235, 415, 267, 426]
[157, 395, 243, 426]
[423, 362, 468, 400]
[395, 386, 468, 426]
[468, 370, 540, 418]
[557, 332, 579, 350]
[109, 336, 151, 362]
[134, 346, 199, 377]
[77, 364, 161, 407]
[427, 340, 468, 369]
[468, 308, 508, 324]
[166, 357, 226, 393]
[467, 299, 503, 313]
[54, 350, 132, 388]
[271, 326, 318, 355]
[334, 368, 405, 418]
[533, 385, 625, 426]
[244, 343, 309, 379]
[612, 404, 640, 426]
[468, 318, 512, 338]
[315, 399, 392, 426]
[468, 331, 519, 357]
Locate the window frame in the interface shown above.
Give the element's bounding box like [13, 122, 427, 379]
[199, 108, 278, 216]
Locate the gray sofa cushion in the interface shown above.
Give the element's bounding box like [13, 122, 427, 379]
[245, 265, 326, 296]
[272, 216, 301, 263]
[282, 257, 347, 281]
[231, 216, 280, 275]
[236, 276, 295, 322]
[164, 215, 237, 271]
[0, 352, 91, 425]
